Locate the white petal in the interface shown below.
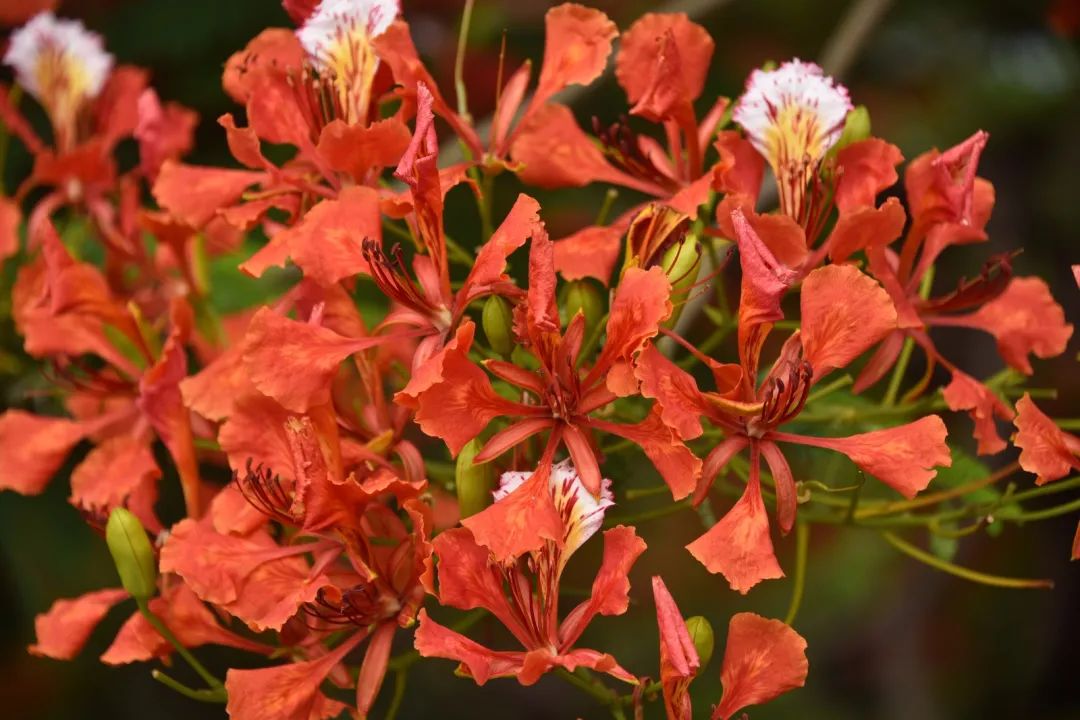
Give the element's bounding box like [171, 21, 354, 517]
[3, 12, 113, 103]
[297, 0, 399, 70]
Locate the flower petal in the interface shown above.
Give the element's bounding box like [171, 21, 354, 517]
[0, 410, 86, 495]
[591, 266, 672, 395]
[224, 632, 362, 720]
[652, 576, 698, 720]
[242, 306, 387, 413]
[775, 415, 951, 499]
[152, 161, 264, 229]
[617, 13, 713, 107]
[825, 197, 906, 264]
[1014, 393, 1080, 485]
[511, 103, 657, 193]
[29, 588, 128, 660]
[316, 117, 411, 182]
[462, 460, 564, 563]
[686, 453, 783, 594]
[833, 138, 903, 212]
[553, 223, 625, 286]
[535, 4, 618, 106]
[799, 263, 897, 380]
[942, 370, 1014, 455]
[966, 277, 1073, 375]
[414, 609, 523, 686]
[559, 525, 646, 648]
[712, 613, 808, 720]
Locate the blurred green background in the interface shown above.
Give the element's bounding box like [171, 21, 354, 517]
[2, 0, 1079, 718]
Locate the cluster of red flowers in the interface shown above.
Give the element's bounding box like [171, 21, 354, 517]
[1, 2, 1076, 719]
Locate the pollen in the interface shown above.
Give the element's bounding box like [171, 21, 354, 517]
[296, 0, 399, 125]
[733, 59, 852, 221]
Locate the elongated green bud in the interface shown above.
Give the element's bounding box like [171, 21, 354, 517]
[835, 105, 871, 151]
[685, 615, 715, 667]
[106, 508, 157, 602]
[482, 295, 514, 357]
[661, 235, 702, 328]
[456, 438, 495, 518]
[560, 280, 604, 338]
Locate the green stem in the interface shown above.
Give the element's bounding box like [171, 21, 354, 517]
[384, 667, 409, 720]
[882, 337, 914, 407]
[882, 532, 1053, 589]
[605, 500, 690, 527]
[806, 374, 853, 405]
[844, 472, 866, 523]
[624, 484, 671, 501]
[444, 234, 475, 267]
[454, 0, 475, 122]
[0, 86, 19, 195]
[478, 171, 495, 239]
[995, 496, 1080, 522]
[554, 668, 626, 718]
[138, 599, 223, 690]
[784, 521, 810, 626]
[1053, 418, 1080, 431]
[151, 670, 227, 703]
[596, 188, 619, 226]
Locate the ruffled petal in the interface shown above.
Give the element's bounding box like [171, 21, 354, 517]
[1013, 393, 1080, 485]
[712, 613, 808, 720]
[799, 263, 897, 380]
[686, 454, 783, 594]
[29, 588, 128, 660]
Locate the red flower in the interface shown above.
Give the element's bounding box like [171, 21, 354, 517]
[3, 224, 202, 517]
[164, 408, 432, 717]
[849, 133, 1073, 452]
[403, 226, 700, 517]
[415, 461, 645, 686]
[638, 210, 950, 593]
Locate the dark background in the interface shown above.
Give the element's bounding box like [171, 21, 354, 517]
[1, 0, 1078, 718]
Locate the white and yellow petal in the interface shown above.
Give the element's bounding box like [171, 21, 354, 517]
[733, 59, 852, 218]
[3, 12, 113, 147]
[494, 459, 614, 564]
[296, 0, 399, 124]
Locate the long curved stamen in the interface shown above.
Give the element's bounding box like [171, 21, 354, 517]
[592, 116, 681, 192]
[234, 461, 296, 525]
[362, 239, 445, 320]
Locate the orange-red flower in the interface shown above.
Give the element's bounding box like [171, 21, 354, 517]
[416, 461, 644, 686]
[402, 227, 700, 518]
[850, 133, 1073, 453]
[638, 210, 950, 592]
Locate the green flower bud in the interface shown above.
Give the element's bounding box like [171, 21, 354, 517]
[455, 438, 495, 518]
[685, 615, 715, 667]
[106, 508, 157, 602]
[835, 105, 871, 151]
[560, 280, 605, 338]
[482, 295, 514, 357]
[661, 234, 702, 328]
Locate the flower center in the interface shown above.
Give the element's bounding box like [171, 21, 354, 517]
[3, 12, 113, 151]
[295, 0, 398, 126]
